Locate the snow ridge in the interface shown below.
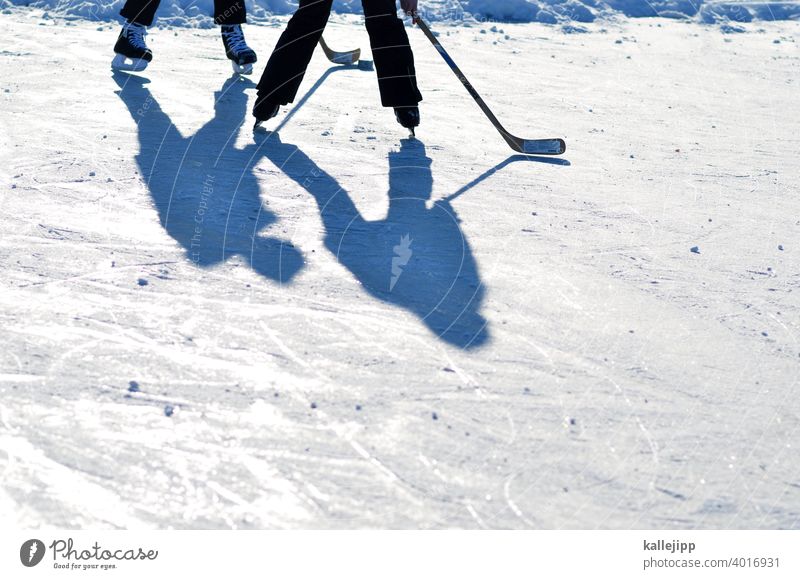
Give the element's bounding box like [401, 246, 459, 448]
[2, 0, 799, 27]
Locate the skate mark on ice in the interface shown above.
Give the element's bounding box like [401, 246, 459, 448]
[605, 376, 660, 466]
[258, 322, 417, 500]
[349, 439, 400, 484]
[16, 260, 178, 289]
[0, 374, 43, 383]
[1, 434, 145, 528]
[503, 473, 538, 527]
[465, 502, 490, 529]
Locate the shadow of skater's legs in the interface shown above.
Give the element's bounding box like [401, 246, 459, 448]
[113, 71, 303, 284]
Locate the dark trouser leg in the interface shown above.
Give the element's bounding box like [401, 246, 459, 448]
[362, 0, 422, 107]
[120, 0, 161, 26]
[214, 0, 247, 25]
[256, 0, 333, 106]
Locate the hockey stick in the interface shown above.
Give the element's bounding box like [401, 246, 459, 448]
[254, 41, 359, 132]
[414, 17, 565, 156]
[319, 37, 361, 65]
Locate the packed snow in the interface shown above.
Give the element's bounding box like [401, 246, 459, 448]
[0, 2, 798, 530]
[3, 0, 800, 28]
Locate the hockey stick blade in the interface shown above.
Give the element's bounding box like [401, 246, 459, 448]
[509, 136, 566, 156]
[319, 37, 361, 65]
[415, 17, 565, 156]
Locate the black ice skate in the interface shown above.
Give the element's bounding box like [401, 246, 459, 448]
[112, 22, 152, 72]
[252, 95, 280, 131]
[222, 24, 257, 75]
[395, 106, 421, 137]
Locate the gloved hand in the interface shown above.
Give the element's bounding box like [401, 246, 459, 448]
[400, 0, 419, 23]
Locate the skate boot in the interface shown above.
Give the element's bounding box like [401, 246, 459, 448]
[112, 21, 152, 72]
[252, 95, 280, 130]
[221, 24, 257, 75]
[394, 106, 421, 137]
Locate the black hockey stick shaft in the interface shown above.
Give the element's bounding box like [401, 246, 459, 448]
[415, 17, 564, 155]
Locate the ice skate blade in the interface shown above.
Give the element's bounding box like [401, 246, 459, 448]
[253, 121, 273, 133]
[232, 61, 253, 75]
[112, 54, 149, 72]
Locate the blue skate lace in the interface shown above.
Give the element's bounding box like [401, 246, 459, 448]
[222, 25, 248, 54]
[124, 22, 148, 51]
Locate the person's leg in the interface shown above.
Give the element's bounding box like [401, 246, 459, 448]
[114, 0, 157, 70]
[213, 0, 247, 26]
[361, 0, 422, 108]
[215, 0, 256, 72]
[119, 0, 161, 27]
[255, 0, 334, 111]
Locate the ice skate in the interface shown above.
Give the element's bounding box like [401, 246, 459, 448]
[252, 96, 280, 131]
[221, 24, 257, 75]
[395, 106, 421, 137]
[112, 21, 152, 72]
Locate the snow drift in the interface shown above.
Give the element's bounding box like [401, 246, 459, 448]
[3, 0, 799, 26]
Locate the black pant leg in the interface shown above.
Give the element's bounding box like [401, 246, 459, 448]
[214, 0, 247, 25]
[119, 0, 161, 27]
[362, 0, 422, 108]
[256, 0, 333, 105]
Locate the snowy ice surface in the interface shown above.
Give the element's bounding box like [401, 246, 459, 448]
[2, 0, 800, 27]
[0, 9, 799, 529]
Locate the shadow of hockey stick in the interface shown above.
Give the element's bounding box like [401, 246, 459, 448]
[272, 64, 360, 133]
[442, 154, 570, 204]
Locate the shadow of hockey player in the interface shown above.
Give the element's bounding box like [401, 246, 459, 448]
[112, 71, 303, 283]
[256, 133, 489, 349]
